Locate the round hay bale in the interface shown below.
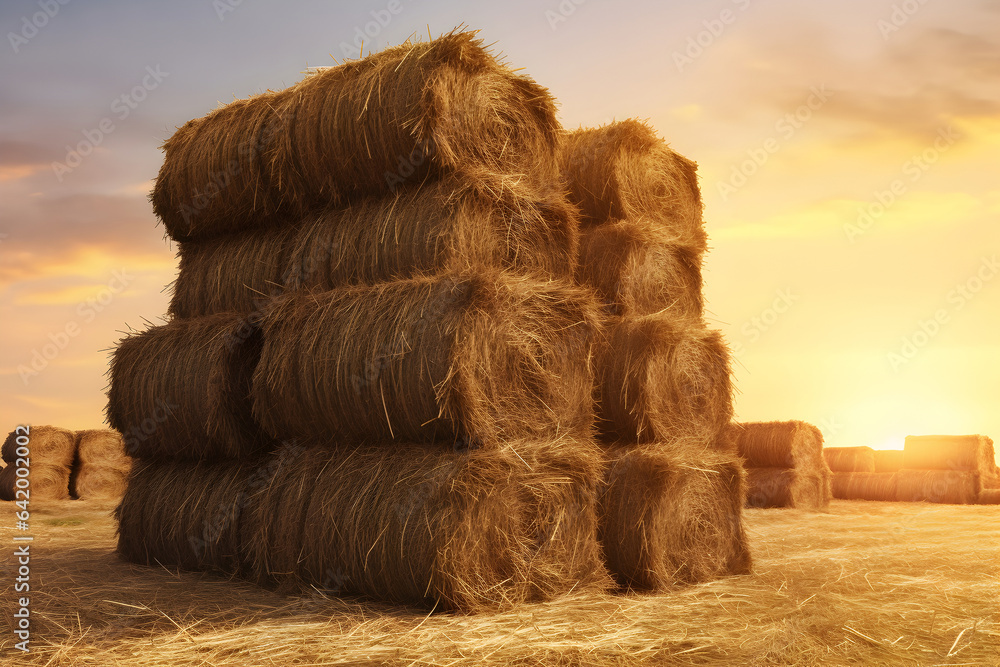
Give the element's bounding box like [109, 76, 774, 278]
[902, 435, 994, 474]
[727, 420, 827, 471]
[0, 460, 70, 501]
[823, 446, 876, 473]
[115, 457, 257, 573]
[558, 119, 706, 247]
[75, 429, 130, 468]
[2, 425, 75, 466]
[831, 472, 898, 501]
[873, 449, 905, 473]
[575, 218, 703, 318]
[977, 488, 1000, 505]
[594, 315, 732, 445]
[895, 469, 981, 505]
[72, 466, 129, 501]
[745, 468, 829, 509]
[153, 31, 560, 241]
[106, 314, 276, 460]
[598, 442, 751, 590]
[252, 271, 599, 449]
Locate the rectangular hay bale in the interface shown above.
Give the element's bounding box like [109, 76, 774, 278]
[728, 420, 828, 472]
[106, 314, 275, 460]
[831, 472, 898, 501]
[169, 174, 580, 318]
[252, 271, 599, 449]
[152, 31, 560, 241]
[895, 469, 981, 505]
[745, 467, 829, 509]
[594, 315, 733, 446]
[823, 446, 876, 473]
[598, 442, 751, 590]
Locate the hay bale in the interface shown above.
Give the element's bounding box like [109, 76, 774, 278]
[515, 437, 612, 600]
[575, 218, 703, 318]
[168, 224, 302, 319]
[153, 31, 560, 241]
[115, 457, 259, 573]
[895, 469, 981, 505]
[744, 468, 829, 509]
[823, 446, 876, 473]
[169, 173, 580, 319]
[1, 425, 75, 466]
[598, 442, 751, 590]
[106, 314, 276, 460]
[902, 435, 994, 474]
[71, 430, 133, 500]
[0, 460, 71, 501]
[873, 449, 905, 473]
[259, 438, 607, 611]
[594, 315, 732, 445]
[727, 421, 827, 471]
[831, 472, 898, 502]
[558, 119, 706, 247]
[252, 271, 599, 449]
[977, 488, 1000, 505]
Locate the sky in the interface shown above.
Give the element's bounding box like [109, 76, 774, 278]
[1, 0, 997, 454]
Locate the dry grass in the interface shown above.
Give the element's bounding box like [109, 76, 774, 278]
[3, 499, 997, 665]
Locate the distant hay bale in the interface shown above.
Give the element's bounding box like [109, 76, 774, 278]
[823, 447, 876, 473]
[895, 469, 981, 505]
[169, 173, 580, 318]
[831, 472, 898, 502]
[977, 488, 1000, 505]
[0, 460, 71, 501]
[575, 218, 703, 318]
[106, 314, 275, 460]
[744, 468, 829, 509]
[902, 435, 994, 474]
[727, 421, 827, 472]
[594, 315, 732, 445]
[598, 442, 751, 590]
[0, 426, 74, 501]
[2, 425, 75, 466]
[252, 272, 599, 449]
[71, 430, 133, 500]
[116, 457, 258, 573]
[152, 31, 560, 241]
[558, 119, 706, 247]
[873, 449, 905, 473]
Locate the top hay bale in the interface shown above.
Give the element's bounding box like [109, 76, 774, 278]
[728, 420, 827, 472]
[903, 435, 995, 476]
[152, 30, 561, 241]
[823, 446, 876, 473]
[558, 119, 707, 249]
[2, 425, 75, 467]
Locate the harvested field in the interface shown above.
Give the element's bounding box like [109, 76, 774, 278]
[4, 499, 998, 665]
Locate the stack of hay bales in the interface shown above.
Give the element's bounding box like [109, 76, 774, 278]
[728, 421, 832, 509]
[0, 426, 132, 502]
[897, 435, 996, 505]
[71, 430, 132, 500]
[110, 32, 617, 612]
[560, 121, 751, 589]
[0, 426, 75, 501]
[823, 446, 896, 502]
